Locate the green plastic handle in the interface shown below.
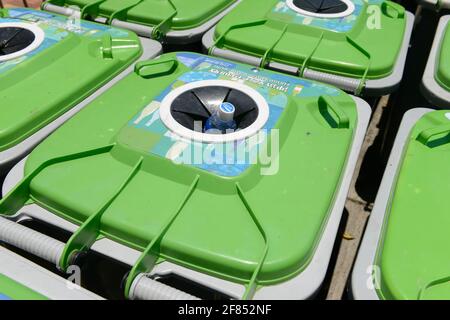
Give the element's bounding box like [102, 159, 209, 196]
[382, 1, 405, 19]
[134, 58, 178, 79]
[318, 96, 350, 129]
[107, 0, 143, 25]
[418, 275, 450, 300]
[417, 124, 450, 146]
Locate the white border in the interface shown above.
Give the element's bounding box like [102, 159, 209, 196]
[0, 22, 45, 62]
[159, 80, 270, 143]
[286, 0, 355, 19]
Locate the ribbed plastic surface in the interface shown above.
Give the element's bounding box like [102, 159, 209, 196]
[0, 216, 64, 266]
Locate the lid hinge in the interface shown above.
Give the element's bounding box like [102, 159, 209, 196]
[41, 0, 66, 9]
[80, 0, 107, 20]
[298, 32, 324, 77]
[0, 144, 115, 218]
[107, 0, 143, 25]
[297, 32, 371, 95]
[152, 0, 177, 40]
[235, 183, 269, 300]
[343, 36, 371, 95]
[124, 175, 200, 299]
[260, 24, 288, 69]
[209, 19, 268, 56]
[0, 145, 116, 271]
[59, 156, 143, 271]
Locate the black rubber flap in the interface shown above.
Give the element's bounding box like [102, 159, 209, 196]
[170, 86, 259, 133]
[0, 27, 35, 56]
[292, 0, 348, 14]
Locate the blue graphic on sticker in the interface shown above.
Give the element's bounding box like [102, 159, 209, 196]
[271, 0, 384, 33]
[124, 53, 339, 177]
[0, 293, 12, 300]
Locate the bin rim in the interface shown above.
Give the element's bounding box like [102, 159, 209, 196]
[351, 108, 436, 300]
[421, 15, 450, 108]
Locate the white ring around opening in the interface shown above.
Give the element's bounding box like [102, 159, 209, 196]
[159, 80, 270, 143]
[0, 22, 45, 62]
[286, 0, 356, 19]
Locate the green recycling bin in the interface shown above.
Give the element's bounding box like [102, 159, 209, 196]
[0, 7, 161, 172]
[1, 52, 370, 300]
[422, 16, 450, 108]
[0, 246, 101, 300]
[203, 0, 414, 96]
[42, 0, 241, 44]
[417, 0, 450, 11]
[352, 108, 450, 300]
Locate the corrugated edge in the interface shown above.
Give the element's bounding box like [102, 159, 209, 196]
[421, 15, 450, 108]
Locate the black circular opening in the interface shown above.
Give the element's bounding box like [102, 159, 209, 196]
[0, 27, 36, 56]
[292, 0, 349, 14]
[170, 86, 259, 134]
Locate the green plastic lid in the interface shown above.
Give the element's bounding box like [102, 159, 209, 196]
[436, 21, 450, 92]
[377, 110, 450, 300]
[5, 52, 359, 287]
[0, 274, 47, 300]
[0, 8, 142, 152]
[211, 0, 407, 81]
[46, 0, 238, 31]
